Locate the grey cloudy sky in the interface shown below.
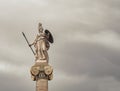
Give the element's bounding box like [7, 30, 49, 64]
[0, 0, 120, 91]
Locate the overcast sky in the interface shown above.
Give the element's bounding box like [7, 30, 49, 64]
[0, 0, 120, 91]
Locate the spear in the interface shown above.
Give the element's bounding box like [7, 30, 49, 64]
[22, 32, 35, 55]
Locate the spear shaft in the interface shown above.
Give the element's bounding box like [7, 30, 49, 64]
[22, 32, 35, 55]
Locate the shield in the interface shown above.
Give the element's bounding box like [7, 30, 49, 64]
[45, 29, 54, 43]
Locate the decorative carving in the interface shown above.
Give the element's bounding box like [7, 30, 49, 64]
[30, 66, 40, 76]
[44, 65, 53, 75]
[30, 63, 53, 81]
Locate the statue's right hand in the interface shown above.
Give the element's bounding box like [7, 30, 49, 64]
[29, 42, 35, 46]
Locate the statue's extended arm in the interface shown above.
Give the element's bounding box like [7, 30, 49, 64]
[29, 35, 38, 46]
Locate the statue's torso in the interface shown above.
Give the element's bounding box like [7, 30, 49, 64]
[34, 34, 50, 62]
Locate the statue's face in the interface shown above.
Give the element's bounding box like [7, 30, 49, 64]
[38, 29, 43, 33]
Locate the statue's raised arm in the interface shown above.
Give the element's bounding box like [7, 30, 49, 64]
[30, 23, 54, 63]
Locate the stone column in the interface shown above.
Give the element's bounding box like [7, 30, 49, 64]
[36, 79, 48, 91]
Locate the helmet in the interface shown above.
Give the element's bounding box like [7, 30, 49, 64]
[38, 23, 43, 33]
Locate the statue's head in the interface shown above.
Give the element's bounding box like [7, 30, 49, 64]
[38, 23, 43, 33]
